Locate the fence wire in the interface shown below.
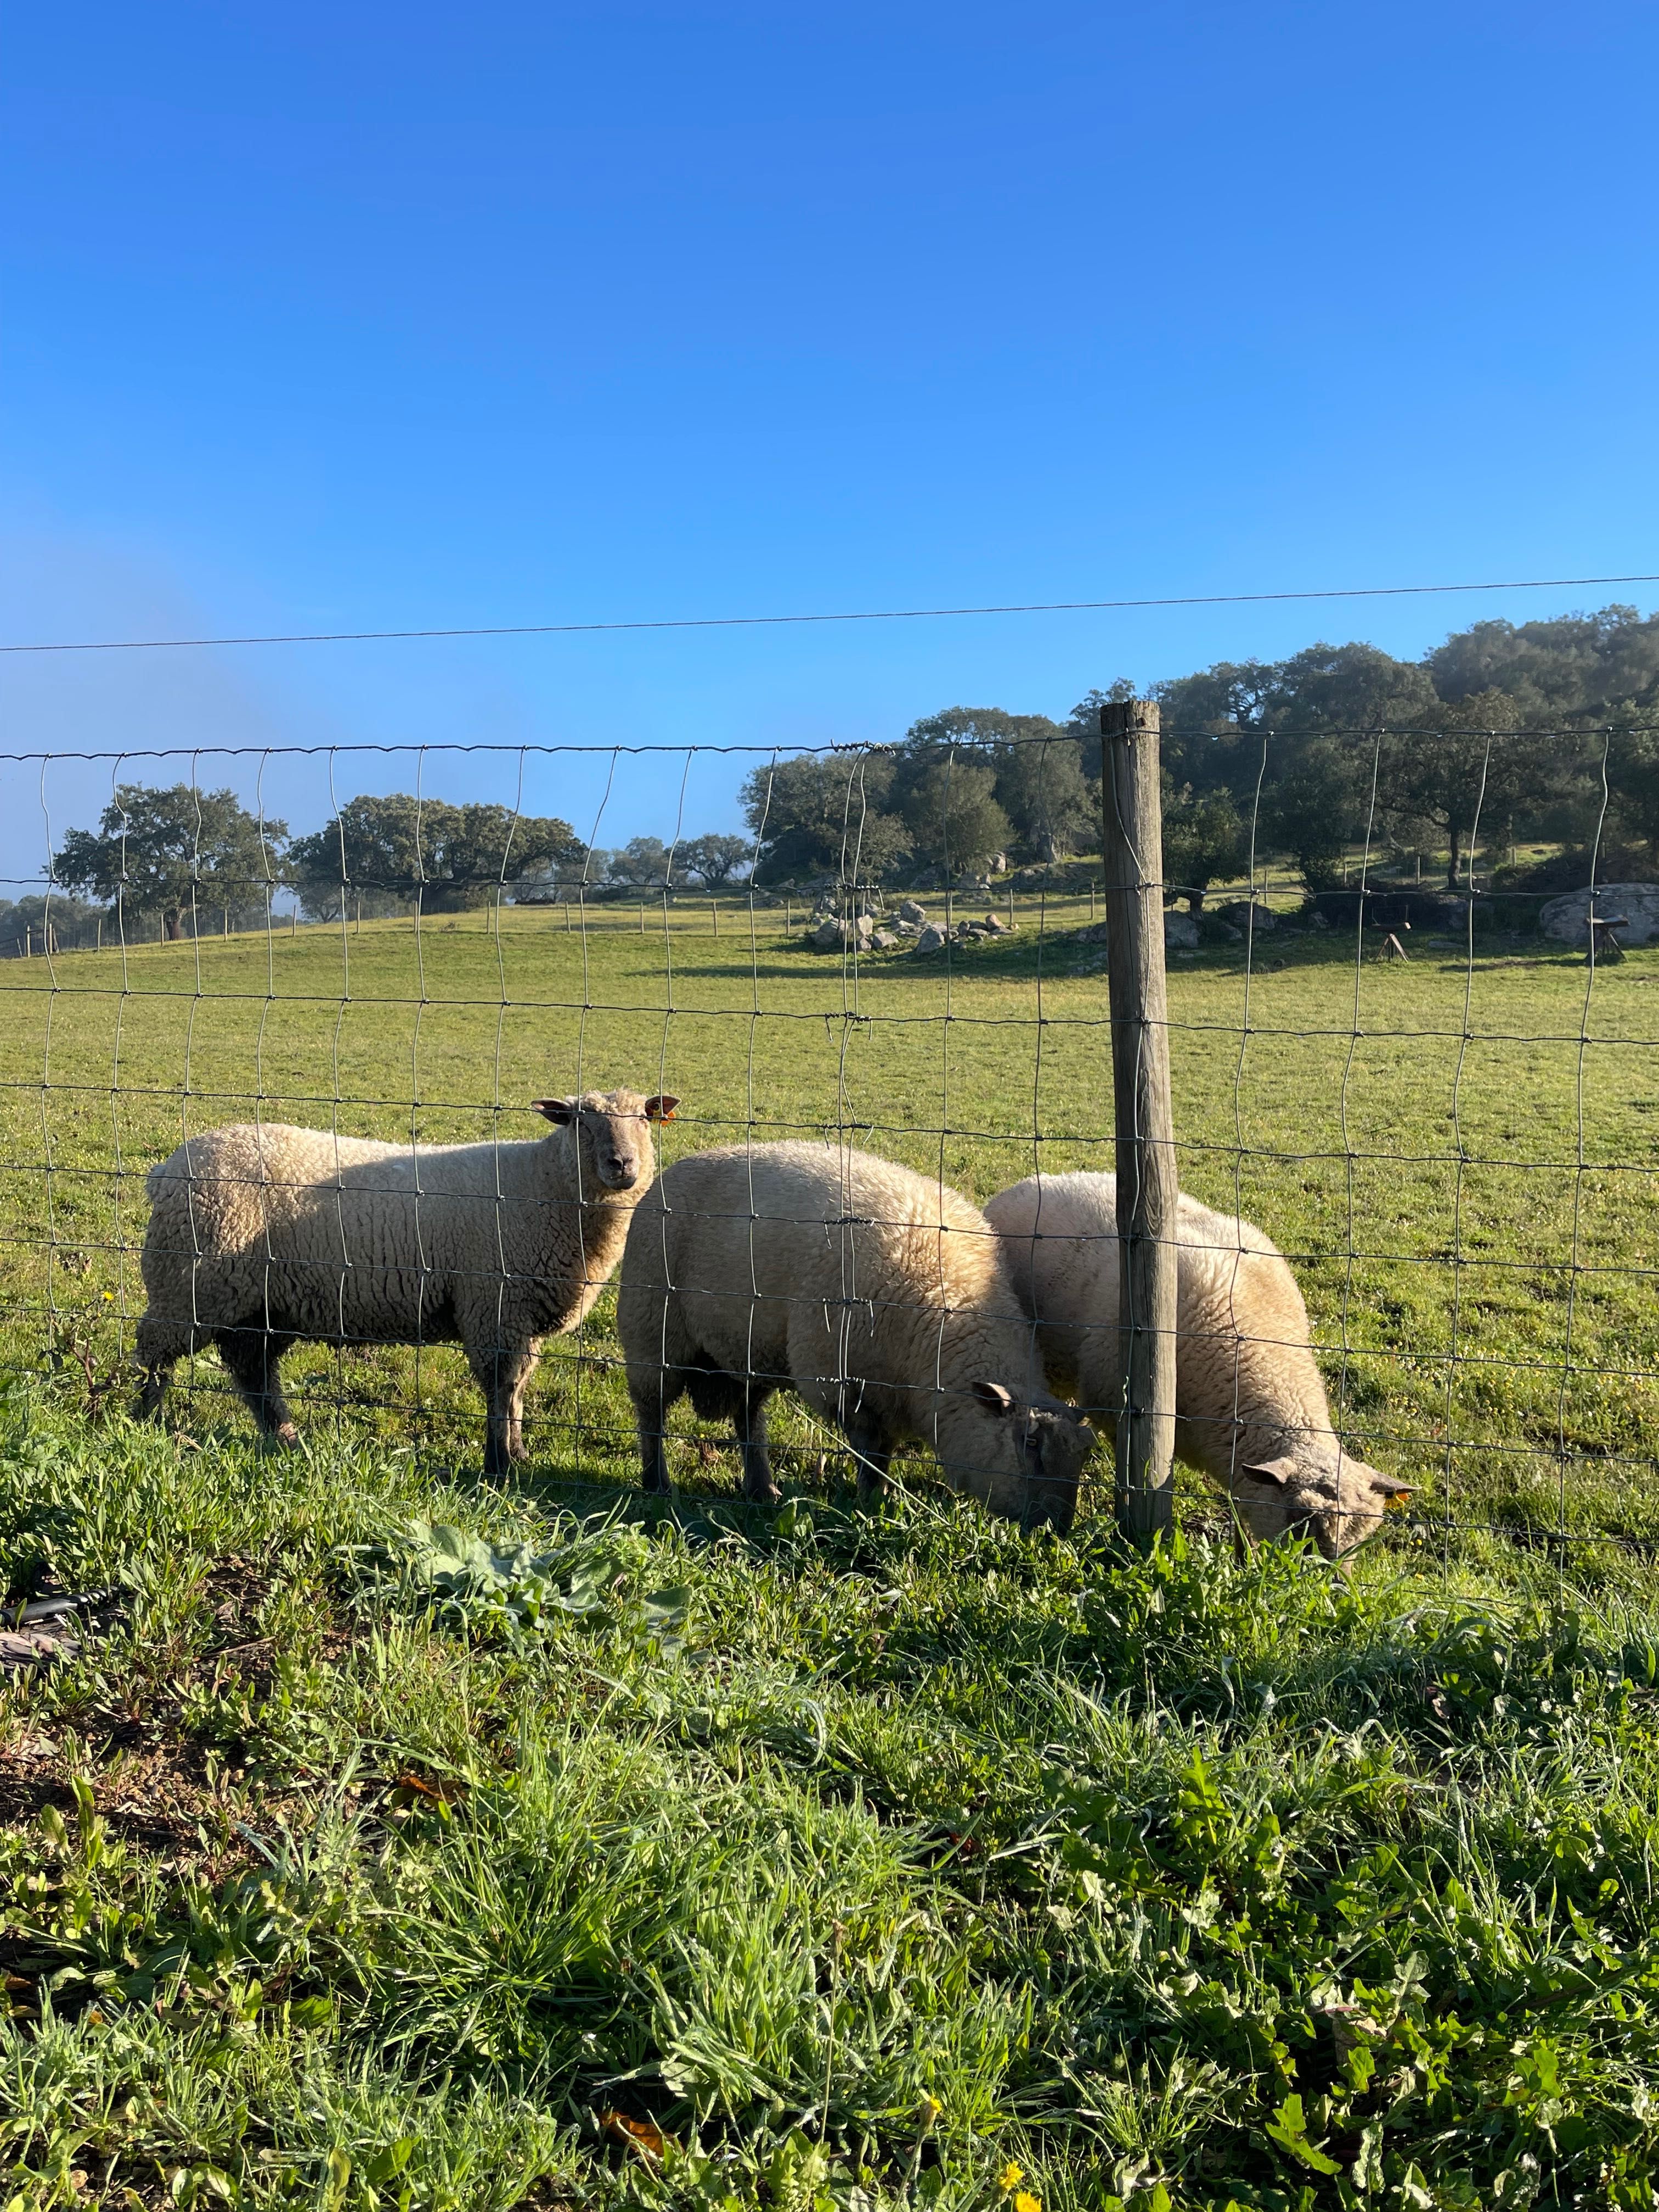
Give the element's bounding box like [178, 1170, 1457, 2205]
[0, 725, 1652, 1561]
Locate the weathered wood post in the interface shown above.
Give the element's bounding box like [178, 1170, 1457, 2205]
[1099, 700, 1178, 1542]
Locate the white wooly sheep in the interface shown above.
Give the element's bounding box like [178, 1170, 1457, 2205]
[984, 1172, 1408, 1556]
[617, 1141, 1095, 1528]
[136, 1088, 678, 1471]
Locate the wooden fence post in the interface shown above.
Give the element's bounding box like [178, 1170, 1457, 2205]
[1099, 700, 1178, 1542]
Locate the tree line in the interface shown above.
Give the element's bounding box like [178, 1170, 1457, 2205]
[43, 791, 752, 938]
[37, 605, 1659, 934]
[739, 604, 1659, 900]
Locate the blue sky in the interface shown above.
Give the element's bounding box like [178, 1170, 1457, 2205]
[2, 1, 1655, 886]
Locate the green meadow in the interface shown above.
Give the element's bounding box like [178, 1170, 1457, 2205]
[1, 899, 1657, 2208]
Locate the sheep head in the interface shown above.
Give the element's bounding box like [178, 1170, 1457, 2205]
[1231, 1442, 1409, 1560]
[957, 1380, 1097, 1534]
[531, 1088, 679, 1194]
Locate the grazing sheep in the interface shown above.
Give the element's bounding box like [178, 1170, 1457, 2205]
[617, 1141, 1095, 1528]
[136, 1089, 678, 1471]
[984, 1173, 1407, 1556]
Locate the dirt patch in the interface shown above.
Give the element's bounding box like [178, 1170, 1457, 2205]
[0, 1555, 360, 1873]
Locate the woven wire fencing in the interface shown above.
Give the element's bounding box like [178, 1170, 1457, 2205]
[0, 726, 1652, 1560]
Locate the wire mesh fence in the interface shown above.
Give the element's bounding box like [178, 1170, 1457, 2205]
[0, 721, 1652, 1564]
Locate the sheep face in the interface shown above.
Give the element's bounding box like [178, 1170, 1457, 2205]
[960, 1381, 1096, 1532]
[532, 1088, 679, 1194]
[1232, 1446, 1408, 1560]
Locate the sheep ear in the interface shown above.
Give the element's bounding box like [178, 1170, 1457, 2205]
[644, 1094, 679, 1122]
[973, 1381, 1017, 1417]
[1240, 1454, 1299, 1488]
[532, 1098, 577, 1125]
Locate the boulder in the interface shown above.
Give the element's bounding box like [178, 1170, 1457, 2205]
[983, 913, 1012, 933]
[1164, 910, 1200, 950]
[871, 929, 898, 950]
[913, 923, 949, 955]
[894, 919, 921, 936]
[898, 899, 928, 924]
[1539, 883, 1659, 948]
[1215, 900, 1277, 933]
[810, 914, 874, 951]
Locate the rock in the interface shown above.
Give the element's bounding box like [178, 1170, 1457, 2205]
[1219, 923, 1243, 941]
[898, 899, 928, 924]
[956, 920, 976, 936]
[913, 923, 949, 955]
[1215, 900, 1277, 934]
[983, 913, 1013, 933]
[1539, 883, 1659, 947]
[894, 919, 920, 936]
[810, 915, 873, 951]
[1164, 910, 1200, 950]
[871, 929, 898, 949]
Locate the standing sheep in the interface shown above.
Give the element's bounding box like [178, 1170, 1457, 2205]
[617, 1142, 1095, 1528]
[136, 1088, 678, 1471]
[984, 1172, 1407, 1556]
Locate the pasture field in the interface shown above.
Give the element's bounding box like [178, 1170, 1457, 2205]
[1, 902, 1657, 2207]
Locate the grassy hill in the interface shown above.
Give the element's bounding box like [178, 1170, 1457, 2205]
[0, 898, 1656, 2206]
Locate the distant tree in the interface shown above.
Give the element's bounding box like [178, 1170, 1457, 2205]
[1379, 693, 1547, 888]
[899, 707, 1094, 861]
[1263, 641, 1440, 735]
[741, 753, 912, 884]
[897, 756, 1011, 877]
[1427, 605, 1659, 725]
[1162, 783, 1250, 911]
[679, 832, 753, 888]
[54, 784, 285, 940]
[1607, 725, 1659, 860]
[0, 894, 103, 952]
[1266, 741, 1364, 895]
[607, 836, 681, 889]
[287, 795, 584, 917]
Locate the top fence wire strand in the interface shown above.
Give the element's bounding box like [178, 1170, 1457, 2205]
[0, 725, 1652, 1568]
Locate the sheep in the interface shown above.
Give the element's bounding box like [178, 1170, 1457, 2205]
[617, 1141, 1096, 1528]
[983, 1172, 1408, 1557]
[135, 1088, 678, 1471]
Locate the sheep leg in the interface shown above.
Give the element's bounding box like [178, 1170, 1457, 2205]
[847, 1421, 892, 1506]
[134, 1314, 195, 1421]
[631, 1372, 674, 1494]
[469, 1343, 535, 1476]
[217, 1326, 300, 1446]
[738, 1385, 781, 1505]
[503, 1344, 540, 1464]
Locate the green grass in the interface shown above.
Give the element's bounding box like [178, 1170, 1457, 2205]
[1, 899, 1658, 2207]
